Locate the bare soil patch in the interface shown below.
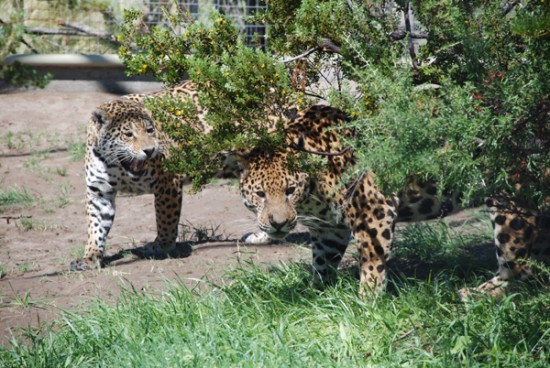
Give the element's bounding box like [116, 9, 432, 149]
[0, 86, 309, 347]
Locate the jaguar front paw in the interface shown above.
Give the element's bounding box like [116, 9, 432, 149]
[69, 257, 101, 271]
[241, 231, 272, 244]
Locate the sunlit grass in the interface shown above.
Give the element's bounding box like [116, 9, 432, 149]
[68, 142, 86, 161]
[0, 222, 547, 367]
[0, 187, 36, 212]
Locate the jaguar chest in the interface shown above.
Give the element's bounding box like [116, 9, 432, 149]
[113, 160, 162, 194]
[296, 184, 344, 230]
[86, 149, 161, 196]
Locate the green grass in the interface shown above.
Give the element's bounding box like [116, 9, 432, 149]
[56, 183, 73, 208]
[178, 221, 227, 243]
[391, 219, 495, 280]
[68, 244, 86, 261]
[1, 223, 548, 367]
[17, 217, 34, 231]
[16, 263, 34, 273]
[69, 142, 86, 161]
[1, 131, 26, 150]
[55, 167, 68, 177]
[0, 187, 36, 212]
[23, 152, 49, 173]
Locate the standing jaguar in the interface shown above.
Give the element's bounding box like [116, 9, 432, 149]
[71, 81, 293, 270]
[71, 81, 206, 270]
[237, 104, 549, 297]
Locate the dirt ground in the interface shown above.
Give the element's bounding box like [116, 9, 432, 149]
[0, 84, 311, 347]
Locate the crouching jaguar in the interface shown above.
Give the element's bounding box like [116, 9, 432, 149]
[237, 105, 398, 295]
[237, 104, 550, 297]
[71, 81, 205, 270]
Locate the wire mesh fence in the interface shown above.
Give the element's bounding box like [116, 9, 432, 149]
[8, 0, 266, 54]
[142, 1, 267, 47]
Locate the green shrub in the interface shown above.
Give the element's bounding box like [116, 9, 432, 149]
[118, 1, 548, 205]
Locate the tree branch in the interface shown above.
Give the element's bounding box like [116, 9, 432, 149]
[288, 142, 351, 157]
[501, 1, 518, 17]
[2, 215, 32, 225]
[57, 21, 113, 40]
[0, 18, 38, 53]
[282, 38, 342, 64]
[20, 21, 118, 45]
[23, 27, 86, 36]
[282, 47, 319, 63]
[405, 2, 419, 71]
[301, 90, 325, 100]
[345, 0, 355, 14]
[318, 38, 341, 54]
[390, 30, 428, 40]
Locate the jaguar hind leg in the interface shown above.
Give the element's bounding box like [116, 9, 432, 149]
[346, 178, 398, 296]
[459, 200, 546, 300]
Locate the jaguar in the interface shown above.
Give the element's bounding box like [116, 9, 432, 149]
[237, 104, 549, 297]
[71, 81, 205, 270]
[71, 81, 294, 270]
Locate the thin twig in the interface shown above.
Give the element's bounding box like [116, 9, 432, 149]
[2, 215, 32, 225]
[501, 1, 518, 17]
[57, 21, 112, 40]
[344, 170, 366, 199]
[282, 47, 319, 63]
[288, 142, 351, 157]
[301, 90, 325, 100]
[23, 27, 92, 36]
[282, 38, 342, 64]
[390, 30, 428, 40]
[0, 147, 68, 158]
[399, 328, 416, 340]
[345, 0, 355, 14]
[20, 36, 38, 54]
[319, 38, 342, 53]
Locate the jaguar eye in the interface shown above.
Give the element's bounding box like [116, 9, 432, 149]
[256, 191, 266, 198]
[285, 187, 296, 196]
[124, 131, 133, 138]
[146, 126, 154, 134]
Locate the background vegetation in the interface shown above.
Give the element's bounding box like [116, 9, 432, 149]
[117, 0, 549, 207]
[0, 0, 116, 87]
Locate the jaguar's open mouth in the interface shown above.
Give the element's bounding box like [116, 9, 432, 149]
[122, 159, 146, 176]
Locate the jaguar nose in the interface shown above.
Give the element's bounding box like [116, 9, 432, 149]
[269, 217, 288, 231]
[143, 147, 156, 158]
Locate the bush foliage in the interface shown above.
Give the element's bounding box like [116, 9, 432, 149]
[119, 1, 548, 207]
[0, 4, 52, 88]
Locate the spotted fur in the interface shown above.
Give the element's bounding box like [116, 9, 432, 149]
[239, 105, 549, 297]
[239, 105, 398, 295]
[461, 198, 549, 298]
[71, 81, 295, 270]
[70, 82, 201, 270]
[394, 181, 549, 298]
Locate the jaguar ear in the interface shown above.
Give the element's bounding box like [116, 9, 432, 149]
[91, 108, 110, 126]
